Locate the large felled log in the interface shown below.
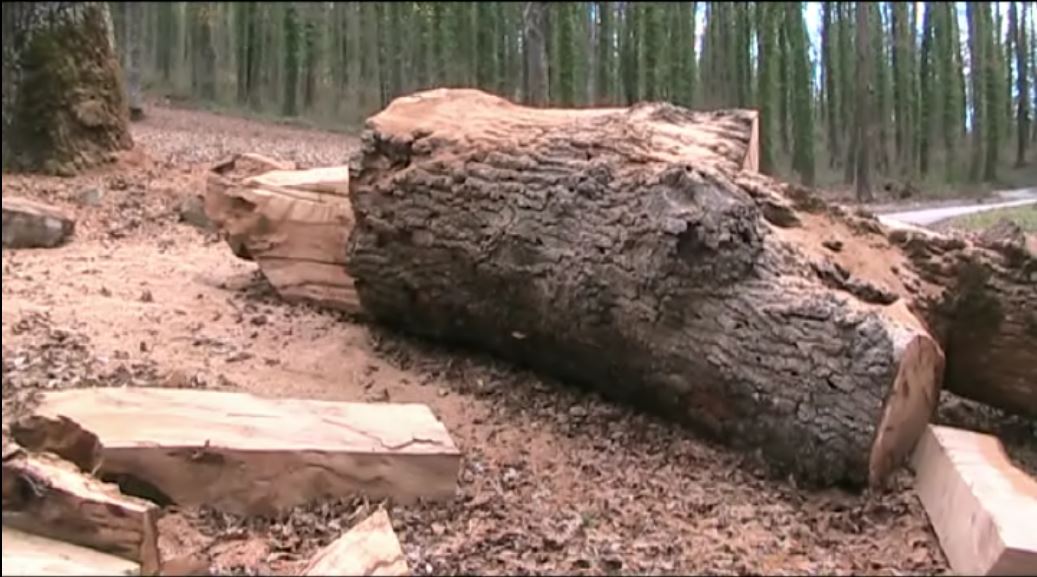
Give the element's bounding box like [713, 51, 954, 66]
[346, 88, 943, 487]
[886, 218, 1037, 417]
[205, 154, 361, 314]
[300, 509, 409, 576]
[2, 197, 76, 249]
[911, 424, 1037, 576]
[27, 387, 461, 515]
[2, 447, 160, 574]
[1, 526, 141, 576]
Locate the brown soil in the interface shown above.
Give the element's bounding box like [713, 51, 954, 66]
[3, 104, 1033, 576]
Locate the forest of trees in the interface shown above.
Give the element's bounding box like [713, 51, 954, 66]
[109, 2, 1037, 199]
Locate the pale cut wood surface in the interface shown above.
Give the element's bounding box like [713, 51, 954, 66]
[30, 387, 462, 516]
[2, 196, 76, 249]
[1, 449, 160, 575]
[912, 424, 1037, 576]
[300, 509, 409, 576]
[204, 157, 360, 314]
[1, 525, 141, 576]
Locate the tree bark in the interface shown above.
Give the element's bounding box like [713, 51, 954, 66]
[123, 0, 143, 120]
[1, 2, 132, 175]
[346, 89, 946, 489]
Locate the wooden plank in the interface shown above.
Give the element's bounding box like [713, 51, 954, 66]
[245, 165, 350, 196]
[30, 388, 462, 516]
[301, 509, 409, 576]
[911, 424, 1037, 576]
[1, 449, 160, 575]
[1, 525, 141, 576]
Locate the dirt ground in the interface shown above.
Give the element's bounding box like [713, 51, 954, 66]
[3, 104, 1034, 576]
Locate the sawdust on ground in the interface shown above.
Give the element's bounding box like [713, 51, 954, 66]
[3, 103, 1033, 576]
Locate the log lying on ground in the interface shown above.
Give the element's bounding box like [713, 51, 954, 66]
[911, 424, 1037, 576]
[300, 509, 409, 576]
[1, 526, 141, 577]
[346, 88, 945, 487]
[2, 447, 160, 574]
[205, 153, 361, 314]
[2, 197, 76, 249]
[26, 387, 461, 515]
[885, 217, 1037, 417]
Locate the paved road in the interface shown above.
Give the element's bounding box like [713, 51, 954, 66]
[878, 188, 1037, 227]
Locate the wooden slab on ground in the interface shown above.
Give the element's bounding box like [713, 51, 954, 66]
[1, 449, 160, 575]
[912, 424, 1037, 576]
[300, 509, 409, 576]
[204, 155, 360, 314]
[2, 196, 76, 249]
[1, 525, 141, 576]
[28, 387, 462, 516]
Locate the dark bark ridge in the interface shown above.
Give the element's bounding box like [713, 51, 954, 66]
[346, 90, 941, 488]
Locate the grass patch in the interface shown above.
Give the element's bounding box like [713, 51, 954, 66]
[935, 205, 1037, 233]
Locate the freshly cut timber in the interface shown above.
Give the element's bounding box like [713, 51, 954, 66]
[2, 196, 76, 249]
[300, 509, 409, 576]
[912, 424, 1037, 576]
[1, 447, 160, 574]
[27, 387, 461, 515]
[1, 526, 141, 577]
[205, 153, 361, 314]
[346, 88, 945, 487]
[886, 218, 1037, 417]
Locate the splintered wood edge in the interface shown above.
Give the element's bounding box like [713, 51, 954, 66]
[1, 526, 142, 577]
[911, 424, 1037, 576]
[3, 451, 161, 574]
[300, 509, 409, 576]
[868, 323, 944, 488]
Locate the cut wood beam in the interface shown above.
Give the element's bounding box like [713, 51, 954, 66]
[1, 449, 160, 575]
[300, 509, 409, 576]
[28, 387, 462, 516]
[912, 424, 1037, 576]
[1, 525, 141, 576]
[205, 154, 360, 314]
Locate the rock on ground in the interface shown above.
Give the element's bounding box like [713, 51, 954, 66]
[2, 197, 76, 249]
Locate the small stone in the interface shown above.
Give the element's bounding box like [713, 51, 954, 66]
[178, 196, 213, 231]
[140, 290, 154, 303]
[250, 315, 268, 327]
[139, 341, 149, 352]
[822, 239, 844, 253]
[2, 197, 76, 249]
[100, 287, 112, 297]
[78, 188, 104, 207]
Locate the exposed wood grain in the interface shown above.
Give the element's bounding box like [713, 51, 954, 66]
[912, 425, 1037, 576]
[205, 154, 360, 314]
[30, 387, 462, 516]
[1, 525, 141, 576]
[1, 449, 160, 574]
[300, 509, 409, 576]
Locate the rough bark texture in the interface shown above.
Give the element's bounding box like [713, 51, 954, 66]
[888, 218, 1037, 418]
[346, 89, 943, 488]
[1, 2, 132, 175]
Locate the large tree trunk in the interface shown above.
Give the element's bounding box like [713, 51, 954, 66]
[346, 89, 945, 488]
[1, 2, 132, 175]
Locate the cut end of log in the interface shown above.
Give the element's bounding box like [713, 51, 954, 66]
[912, 425, 1037, 576]
[2, 197, 76, 249]
[868, 328, 944, 487]
[301, 509, 409, 576]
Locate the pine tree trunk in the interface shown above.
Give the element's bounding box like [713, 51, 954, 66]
[123, 0, 143, 120]
[1012, 2, 1029, 166]
[1, 2, 132, 175]
[522, 2, 548, 106]
[855, 2, 874, 202]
